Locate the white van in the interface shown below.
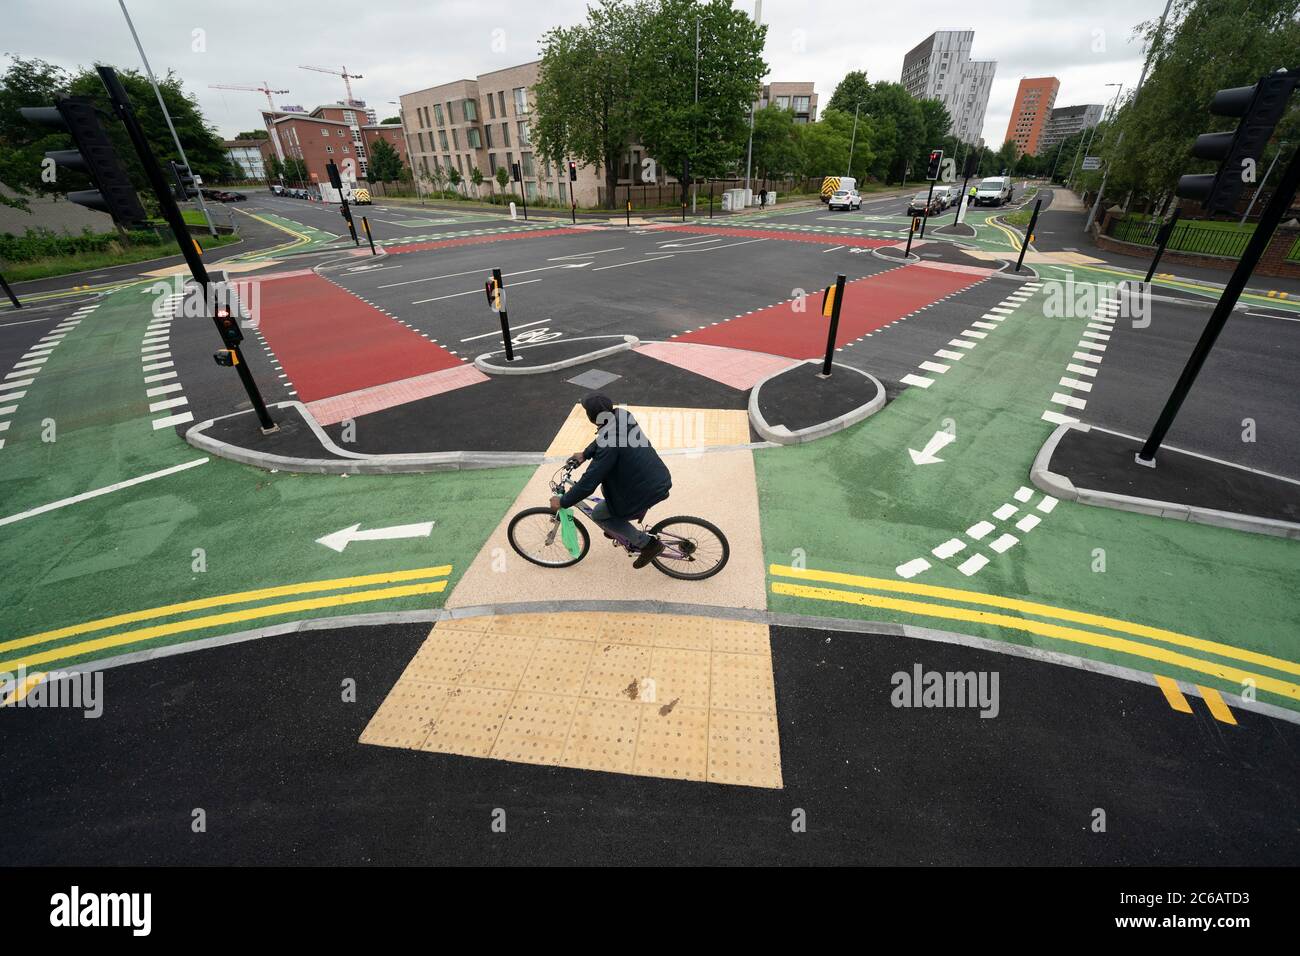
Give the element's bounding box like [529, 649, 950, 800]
[974, 177, 1012, 207]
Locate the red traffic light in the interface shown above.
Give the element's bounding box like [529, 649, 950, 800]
[568, 161, 577, 182]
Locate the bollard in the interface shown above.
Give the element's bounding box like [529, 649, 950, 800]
[627, 199, 631, 227]
[361, 216, 376, 256]
[492, 267, 514, 362]
[904, 217, 917, 259]
[820, 274, 847, 377]
[1014, 197, 1042, 273]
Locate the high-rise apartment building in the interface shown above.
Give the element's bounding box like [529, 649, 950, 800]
[1038, 103, 1104, 151]
[1003, 77, 1060, 156]
[900, 30, 996, 144]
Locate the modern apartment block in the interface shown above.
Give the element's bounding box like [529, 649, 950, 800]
[900, 30, 996, 144]
[401, 61, 604, 206]
[1003, 77, 1060, 156]
[1038, 103, 1104, 151]
[261, 103, 408, 187]
[223, 139, 268, 180]
[756, 81, 817, 123]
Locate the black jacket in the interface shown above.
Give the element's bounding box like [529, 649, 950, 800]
[560, 408, 672, 518]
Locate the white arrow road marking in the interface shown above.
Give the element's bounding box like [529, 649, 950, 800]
[908, 430, 956, 465]
[317, 521, 435, 553]
[548, 248, 624, 260]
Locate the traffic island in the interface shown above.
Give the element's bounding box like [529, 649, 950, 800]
[932, 222, 977, 239]
[474, 334, 639, 375]
[748, 359, 886, 444]
[1032, 422, 1300, 539]
[872, 246, 920, 264]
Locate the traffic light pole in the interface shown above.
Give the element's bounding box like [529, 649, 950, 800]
[1014, 197, 1042, 273]
[1143, 207, 1181, 284]
[1137, 145, 1300, 465]
[97, 65, 276, 433]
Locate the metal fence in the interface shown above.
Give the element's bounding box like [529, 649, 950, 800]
[1108, 216, 1252, 259]
[597, 177, 821, 210]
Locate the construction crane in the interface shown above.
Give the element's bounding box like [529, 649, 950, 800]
[298, 65, 365, 105]
[208, 81, 290, 111]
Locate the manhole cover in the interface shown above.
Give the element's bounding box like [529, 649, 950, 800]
[567, 368, 621, 390]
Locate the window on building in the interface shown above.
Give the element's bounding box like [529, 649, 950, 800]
[463, 98, 477, 122]
[776, 96, 790, 109]
[338, 129, 345, 136]
[489, 154, 498, 174]
[421, 157, 429, 175]
[434, 103, 444, 126]
[452, 128, 460, 150]
[498, 91, 506, 116]
[343, 110, 355, 124]
[501, 123, 510, 147]
[793, 96, 810, 113]
[439, 130, 449, 151]
[513, 87, 528, 114]
[326, 145, 333, 153]
[488, 94, 496, 119]
[467, 127, 482, 149]
[320, 127, 330, 136]
[522, 152, 534, 177]
[518, 121, 530, 146]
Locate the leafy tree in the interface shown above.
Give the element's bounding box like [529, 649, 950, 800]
[495, 165, 510, 196]
[864, 82, 924, 182]
[380, 116, 401, 125]
[0, 57, 79, 209]
[795, 114, 850, 179]
[470, 165, 484, 197]
[447, 165, 463, 194]
[269, 154, 309, 184]
[751, 105, 800, 183]
[367, 137, 405, 183]
[826, 70, 872, 116]
[235, 129, 269, 140]
[915, 97, 953, 172]
[633, 0, 768, 204]
[534, 0, 645, 208]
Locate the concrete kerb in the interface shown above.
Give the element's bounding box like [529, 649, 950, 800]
[53, 598, 1300, 726]
[1031, 421, 1300, 540]
[474, 334, 639, 375]
[872, 247, 921, 264]
[748, 359, 887, 444]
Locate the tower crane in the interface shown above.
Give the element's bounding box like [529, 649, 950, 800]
[298, 65, 365, 105]
[208, 81, 290, 111]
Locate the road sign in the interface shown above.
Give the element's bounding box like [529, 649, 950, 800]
[1082, 156, 1102, 171]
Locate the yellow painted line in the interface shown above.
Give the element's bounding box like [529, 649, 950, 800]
[0, 580, 447, 673]
[1059, 262, 1300, 310]
[769, 564, 1300, 678]
[1198, 685, 1238, 725]
[1155, 675, 1192, 713]
[1, 671, 47, 706]
[233, 210, 314, 257]
[770, 581, 1300, 702]
[0, 566, 453, 655]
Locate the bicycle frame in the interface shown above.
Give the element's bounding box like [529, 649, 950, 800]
[550, 467, 694, 560]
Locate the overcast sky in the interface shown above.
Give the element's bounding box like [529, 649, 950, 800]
[6, 0, 1168, 145]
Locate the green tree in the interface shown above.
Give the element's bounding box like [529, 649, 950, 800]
[235, 129, 269, 140]
[381, 116, 401, 125]
[915, 98, 953, 173]
[533, 0, 645, 209]
[447, 165, 463, 195]
[367, 137, 405, 183]
[826, 70, 872, 116]
[633, 0, 768, 204]
[495, 165, 510, 197]
[795, 114, 850, 180]
[751, 104, 800, 183]
[0, 57, 77, 209]
[864, 82, 924, 182]
[469, 165, 484, 197]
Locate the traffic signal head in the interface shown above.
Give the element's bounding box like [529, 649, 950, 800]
[511, 162, 521, 183]
[926, 149, 944, 181]
[215, 306, 243, 347]
[1176, 71, 1299, 214]
[326, 161, 343, 190]
[568, 160, 577, 182]
[20, 95, 147, 227]
[169, 161, 198, 200]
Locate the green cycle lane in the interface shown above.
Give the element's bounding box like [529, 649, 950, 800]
[0, 281, 532, 675]
[752, 275, 1300, 714]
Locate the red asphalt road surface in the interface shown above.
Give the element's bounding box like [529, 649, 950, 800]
[659, 224, 895, 249]
[675, 263, 985, 358]
[384, 227, 588, 255]
[257, 274, 462, 402]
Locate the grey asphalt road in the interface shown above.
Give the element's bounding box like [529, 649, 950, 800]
[0, 617, 1292, 866]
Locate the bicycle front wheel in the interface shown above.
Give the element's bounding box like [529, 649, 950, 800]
[649, 516, 729, 580]
[507, 507, 590, 568]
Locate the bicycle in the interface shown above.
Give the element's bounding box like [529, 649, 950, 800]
[507, 461, 730, 580]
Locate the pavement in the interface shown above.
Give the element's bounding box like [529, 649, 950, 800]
[2, 188, 1297, 866]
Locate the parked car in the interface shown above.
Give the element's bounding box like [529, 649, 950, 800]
[210, 190, 245, 202]
[974, 177, 1013, 206]
[828, 188, 862, 210]
[907, 191, 943, 216]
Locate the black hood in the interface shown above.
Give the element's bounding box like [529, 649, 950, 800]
[581, 393, 615, 424]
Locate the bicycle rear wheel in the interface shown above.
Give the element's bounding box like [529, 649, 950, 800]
[507, 507, 590, 568]
[648, 516, 729, 580]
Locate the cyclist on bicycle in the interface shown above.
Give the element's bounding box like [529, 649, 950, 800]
[549, 393, 672, 569]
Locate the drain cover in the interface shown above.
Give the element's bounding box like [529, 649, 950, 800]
[567, 368, 621, 389]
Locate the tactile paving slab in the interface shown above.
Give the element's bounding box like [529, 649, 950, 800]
[360, 611, 783, 788]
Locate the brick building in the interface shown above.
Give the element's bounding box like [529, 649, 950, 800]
[262, 104, 408, 188]
[757, 82, 817, 123]
[1003, 77, 1060, 157]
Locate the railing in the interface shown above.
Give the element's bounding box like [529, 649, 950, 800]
[1108, 216, 1253, 259]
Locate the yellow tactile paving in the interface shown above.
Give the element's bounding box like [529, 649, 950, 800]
[360, 611, 783, 788]
[543, 403, 752, 458]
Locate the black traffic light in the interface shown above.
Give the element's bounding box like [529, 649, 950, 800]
[20, 95, 147, 227]
[568, 160, 577, 182]
[326, 160, 343, 190]
[169, 161, 198, 200]
[926, 149, 944, 181]
[1176, 71, 1299, 214]
[511, 162, 521, 183]
[215, 305, 243, 347]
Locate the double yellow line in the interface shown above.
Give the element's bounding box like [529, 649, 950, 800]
[0, 566, 451, 672]
[769, 564, 1300, 702]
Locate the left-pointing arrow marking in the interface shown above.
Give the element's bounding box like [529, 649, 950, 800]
[316, 521, 435, 553]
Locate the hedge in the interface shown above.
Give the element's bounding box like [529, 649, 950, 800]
[0, 227, 167, 263]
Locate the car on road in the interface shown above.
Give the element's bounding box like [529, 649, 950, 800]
[828, 188, 862, 210]
[932, 184, 959, 209]
[974, 177, 1013, 206]
[906, 191, 943, 216]
[210, 190, 246, 202]
[352, 188, 372, 205]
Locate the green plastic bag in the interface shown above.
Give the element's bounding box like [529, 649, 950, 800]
[558, 508, 581, 558]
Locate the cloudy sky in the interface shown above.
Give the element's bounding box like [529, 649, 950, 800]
[7, 0, 1169, 144]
